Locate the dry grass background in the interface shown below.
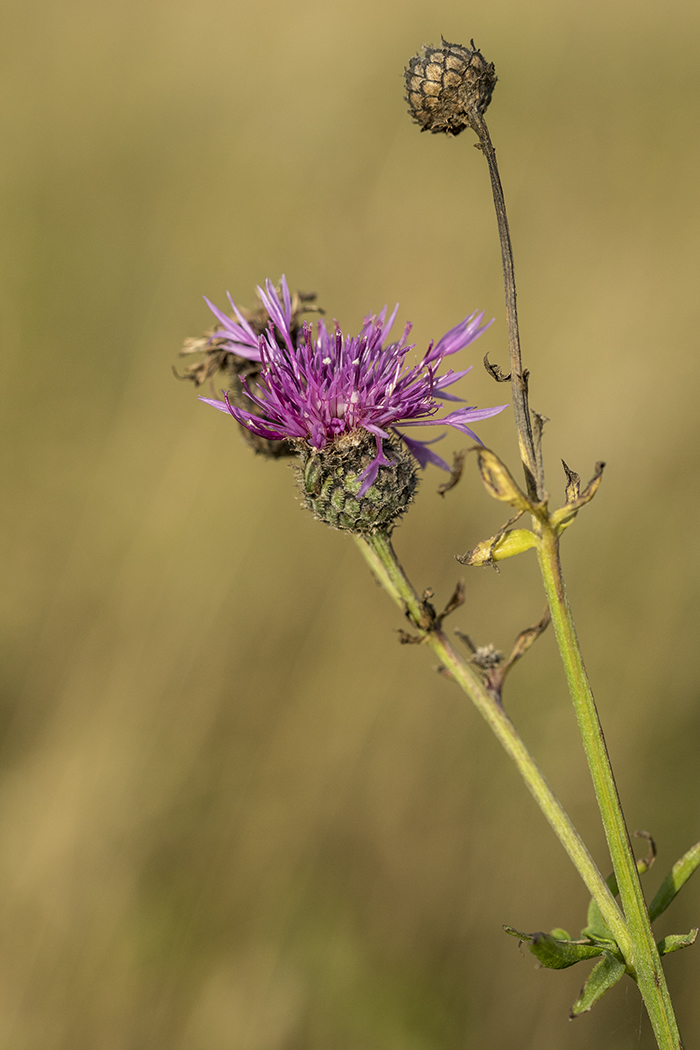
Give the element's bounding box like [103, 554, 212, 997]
[1, 0, 700, 1046]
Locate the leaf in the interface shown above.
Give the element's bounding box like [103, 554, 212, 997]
[561, 460, 581, 502]
[437, 450, 466, 497]
[581, 896, 614, 942]
[550, 461, 605, 531]
[458, 527, 537, 566]
[649, 841, 700, 922]
[570, 952, 626, 1017]
[657, 929, 698, 956]
[582, 835, 653, 940]
[504, 926, 605, 970]
[474, 448, 533, 511]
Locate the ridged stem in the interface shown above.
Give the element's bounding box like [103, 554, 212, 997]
[535, 526, 683, 1049]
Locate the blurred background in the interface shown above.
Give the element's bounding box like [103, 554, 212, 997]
[1, 0, 699, 1046]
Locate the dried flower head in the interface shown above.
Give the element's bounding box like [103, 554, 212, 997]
[470, 643, 504, 671]
[201, 277, 507, 532]
[405, 38, 497, 136]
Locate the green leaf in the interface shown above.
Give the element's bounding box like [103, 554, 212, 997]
[649, 841, 700, 922]
[581, 836, 653, 940]
[549, 928, 571, 941]
[581, 896, 614, 941]
[657, 929, 698, 956]
[570, 952, 626, 1017]
[504, 926, 605, 970]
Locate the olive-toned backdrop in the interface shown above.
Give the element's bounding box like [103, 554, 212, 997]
[2, 0, 699, 1047]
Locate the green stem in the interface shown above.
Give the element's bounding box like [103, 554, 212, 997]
[355, 530, 629, 952]
[536, 526, 682, 1049]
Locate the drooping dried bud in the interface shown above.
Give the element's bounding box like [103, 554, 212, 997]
[296, 430, 417, 534]
[470, 643, 504, 671]
[458, 528, 537, 567]
[404, 38, 497, 136]
[475, 448, 533, 511]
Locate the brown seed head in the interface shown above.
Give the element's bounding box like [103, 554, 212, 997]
[404, 38, 497, 136]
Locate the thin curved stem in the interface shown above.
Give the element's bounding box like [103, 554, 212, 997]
[468, 109, 542, 501]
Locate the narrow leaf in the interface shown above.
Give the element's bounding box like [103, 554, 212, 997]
[437, 450, 466, 497]
[561, 460, 581, 502]
[474, 448, 533, 511]
[502, 608, 550, 667]
[504, 926, 604, 969]
[582, 897, 614, 941]
[657, 929, 698, 956]
[583, 836, 652, 940]
[570, 952, 626, 1017]
[649, 841, 700, 922]
[550, 461, 605, 530]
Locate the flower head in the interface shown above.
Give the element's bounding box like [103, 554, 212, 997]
[201, 277, 507, 503]
[405, 39, 497, 137]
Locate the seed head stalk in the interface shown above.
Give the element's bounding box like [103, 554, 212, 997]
[467, 109, 542, 502]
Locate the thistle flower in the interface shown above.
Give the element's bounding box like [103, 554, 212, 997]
[201, 276, 507, 532]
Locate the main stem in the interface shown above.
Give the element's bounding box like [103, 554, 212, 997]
[470, 103, 681, 1047]
[355, 530, 628, 952]
[536, 527, 682, 1049]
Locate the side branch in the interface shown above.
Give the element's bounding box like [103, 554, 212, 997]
[354, 530, 628, 952]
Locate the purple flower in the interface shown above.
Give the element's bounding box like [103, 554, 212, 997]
[201, 277, 508, 496]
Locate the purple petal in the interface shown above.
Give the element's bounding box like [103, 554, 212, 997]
[225, 293, 262, 347]
[199, 396, 235, 415]
[203, 296, 262, 360]
[382, 303, 400, 339]
[280, 275, 292, 324]
[257, 279, 294, 351]
[398, 432, 451, 472]
[399, 404, 508, 428]
[362, 422, 391, 440]
[433, 366, 473, 392]
[442, 404, 509, 424]
[357, 436, 392, 497]
[424, 312, 493, 364]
